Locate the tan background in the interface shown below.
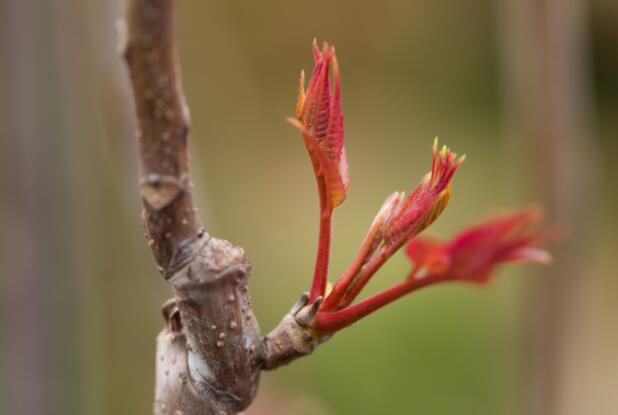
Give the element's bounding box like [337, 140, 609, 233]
[1, 0, 617, 414]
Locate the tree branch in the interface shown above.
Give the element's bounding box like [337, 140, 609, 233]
[122, 0, 198, 276]
[122, 1, 265, 413]
[122, 1, 325, 413]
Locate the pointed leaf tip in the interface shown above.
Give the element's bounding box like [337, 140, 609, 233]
[312, 38, 320, 62]
[384, 139, 463, 248]
[296, 70, 306, 120]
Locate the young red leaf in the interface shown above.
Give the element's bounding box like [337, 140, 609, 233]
[290, 40, 350, 303]
[319, 140, 464, 311]
[383, 138, 465, 250]
[289, 39, 349, 209]
[313, 208, 554, 334]
[406, 207, 552, 283]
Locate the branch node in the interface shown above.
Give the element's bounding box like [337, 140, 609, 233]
[260, 294, 327, 370]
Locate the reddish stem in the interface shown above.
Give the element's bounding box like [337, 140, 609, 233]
[308, 176, 333, 303]
[321, 229, 379, 311]
[314, 273, 448, 333]
[336, 244, 398, 309]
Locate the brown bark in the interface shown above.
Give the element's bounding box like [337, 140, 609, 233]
[122, 1, 320, 413]
[122, 0, 262, 413]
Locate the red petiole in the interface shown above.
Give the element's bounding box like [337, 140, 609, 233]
[314, 272, 448, 333]
[308, 175, 333, 304]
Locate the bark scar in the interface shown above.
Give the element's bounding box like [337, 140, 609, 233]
[140, 173, 186, 210]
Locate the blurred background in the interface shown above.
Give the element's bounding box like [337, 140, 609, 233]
[1, 0, 616, 414]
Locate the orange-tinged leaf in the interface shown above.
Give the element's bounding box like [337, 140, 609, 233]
[384, 138, 464, 248]
[293, 40, 349, 209]
[406, 207, 553, 284]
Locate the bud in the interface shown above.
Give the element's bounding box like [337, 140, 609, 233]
[289, 39, 349, 209]
[384, 138, 464, 248]
[365, 191, 406, 253]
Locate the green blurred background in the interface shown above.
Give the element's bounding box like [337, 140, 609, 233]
[1, 0, 617, 414]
